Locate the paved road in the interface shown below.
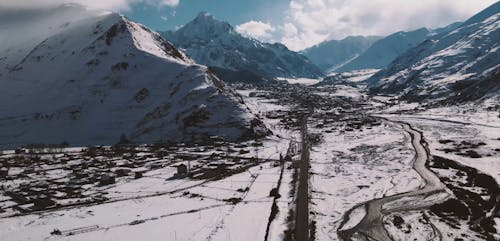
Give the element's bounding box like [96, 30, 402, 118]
[338, 121, 449, 241]
[295, 115, 310, 241]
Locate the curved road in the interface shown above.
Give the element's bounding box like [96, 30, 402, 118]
[338, 121, 450, 241]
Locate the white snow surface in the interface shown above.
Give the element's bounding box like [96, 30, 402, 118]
[276, 77, 321, 86]
[309, 120, 423, 241]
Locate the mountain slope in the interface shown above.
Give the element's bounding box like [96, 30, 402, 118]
[161, 12, 323, 80]
[0, 5, 268, 150]
[369, 2, 500, 102]
[301, 36, 381, 72]
[337, 28, 437, 72]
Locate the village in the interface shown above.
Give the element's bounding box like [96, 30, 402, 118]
[0, 138, 298, 216]
[0, 82, 377, 239]
[2, 82, 497, 241]
[0, 82, 381, 217]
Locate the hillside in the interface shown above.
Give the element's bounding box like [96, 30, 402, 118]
[369, 2, 500, 102]
[337, 28, 436, 72]
[0, 4, 269, 150]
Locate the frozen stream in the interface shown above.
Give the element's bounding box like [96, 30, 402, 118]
[337, 121, 450, 241]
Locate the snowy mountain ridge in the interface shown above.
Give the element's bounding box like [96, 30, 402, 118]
[369, 2, 500, 102]
[336, 27, 437, 72]
[301, 36, 381, 73]
[303, 21, 463, 74]
[0, 5, 268, 150]
[161, 12, 324, 80]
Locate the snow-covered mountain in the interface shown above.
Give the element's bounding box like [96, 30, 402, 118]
[161, 12, 323, 80]
[0, 4, 269, 150]
[301, 36, 381, 73]
[369, 2, 500, 102]
[336, 28, 441, 72]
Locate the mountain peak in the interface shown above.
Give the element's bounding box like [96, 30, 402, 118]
[169, 11, 235, 39]
[161, 13, 323, 79]
[192, 11, 223, 26]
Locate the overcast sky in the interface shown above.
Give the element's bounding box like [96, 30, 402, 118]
[1, 0, 498, 50]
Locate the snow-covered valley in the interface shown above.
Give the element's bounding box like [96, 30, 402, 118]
[0, 2, 499, 241]
[1, 82, 498, 240]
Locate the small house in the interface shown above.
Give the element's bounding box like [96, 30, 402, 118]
[115, 168, 131, 177]
[177, 164, 188, 176]
[132, 167, 148, 179]
[33, 195, 55, 209]
[99, 174, 116, 186]
[0, 168, 8, 178]
[134, 172, 143, 179]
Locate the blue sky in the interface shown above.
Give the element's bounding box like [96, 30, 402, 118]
[124, 0, 290, 31]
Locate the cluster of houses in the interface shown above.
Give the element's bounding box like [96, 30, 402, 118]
[0, 148, 171, 215]
[0, 141, 263, 216]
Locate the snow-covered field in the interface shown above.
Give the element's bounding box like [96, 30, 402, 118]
[322, 69, 380, 84]
[375, 103, 499, 240]
[0, 2, 498, 241]
[1, 80, 498, 241]
[382, 106, 500, 183]
[0, 147, 293, 241]
[276, 77, 321, 86]
[309, 119, 423, 241]
[0, 89, 298, 241]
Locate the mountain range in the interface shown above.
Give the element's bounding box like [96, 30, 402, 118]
[369, 2, 500, 102]
[161, 12, 323, 82]
[305, 22, 465, 74]
[337, 27, 441, 72]
[301, 36, 381, 73]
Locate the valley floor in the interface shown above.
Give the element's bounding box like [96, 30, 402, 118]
[0, 84, 498, 241]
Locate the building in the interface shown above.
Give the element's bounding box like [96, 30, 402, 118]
[0, 168, 8, 178]
[177, 164, 188, 176]
[33, 195, 55, 209]
[99, 174, 116, 186]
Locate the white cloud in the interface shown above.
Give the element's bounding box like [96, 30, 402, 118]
[0, 0, 180, 11]
[277, 0, 498, 51]
[236, 21, 276, 42]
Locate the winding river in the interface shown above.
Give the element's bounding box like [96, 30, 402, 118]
[337, 120, 450, 241]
